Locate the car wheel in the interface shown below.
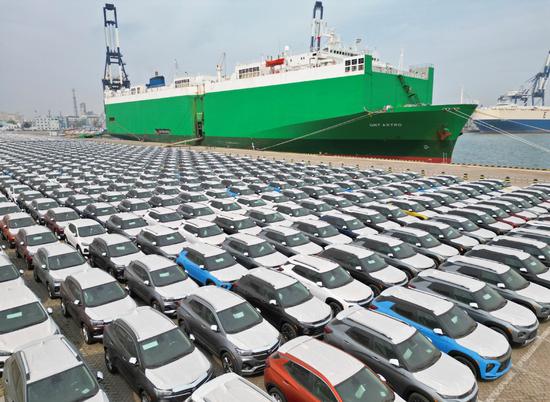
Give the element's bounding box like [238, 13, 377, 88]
[82, 324, 94, 345]
[221, 352, 238, 374]
[33, 268, 40, 282]
[269, 387, 287, 402]
[61, 300, 70, 317]
[47, 282, 56, 299]
[151, 300, 163, 313]
[408, 392, 430, 402]
[490, 326, 511, 344]
[15, 248, 20, 258]
[26, 258, 33, 270]
[454, 355, 478, 379]
[140, 391, 153, 402]
[89, 256, 96, 267]
[281, 323, 298, 342]
[328, 300, 343, 315]
[104, 349, 117, 374]
[369, 284, 381, 296]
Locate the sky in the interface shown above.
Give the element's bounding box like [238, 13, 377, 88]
[1, 0, 549, 119]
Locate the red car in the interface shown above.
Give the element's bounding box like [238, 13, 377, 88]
[15, 226, 59, 269]
[43, 207, 80, 239]
[264, 336, 403, 402]
[1, 212, 35, 248]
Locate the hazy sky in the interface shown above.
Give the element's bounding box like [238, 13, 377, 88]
[1, 0, 549, 118]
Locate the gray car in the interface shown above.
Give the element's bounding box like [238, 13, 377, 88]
[88, 234, 146, 280]
[222, 233, 288, 269]
[187, 372, 273, 402]
[103, 307, 212, 401]
[126, 255, 198, 315]
[259, 225, 323, 256]
[105, 212, 149, 240]
[3, 335, 109, 401]
[136, 225, 187, 260]
[441, 255, 550, 320]
[409, 269, 539, 345]
[177, 286, 281, 376]
[324, 307, 478, 402]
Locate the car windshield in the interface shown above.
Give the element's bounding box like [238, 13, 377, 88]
[477, 212, 496, 224]
[317, 224, 339, 238]
[358, 254, 387, 272]
[108, 242, 139, 257]
[0, 302, 47, 334]
[129, 202, 150, 211]
[336, 199, 353, 208]
[316, 203, 332, 212]
[287, 207, 309, 217]
[368, 212, 386, 223]
[221, 203, 240, 211]
[524, 255, 548, 275]
[235, 217, 256, 230]
[248, 241, 276, 257]
[217, 302, 262, 334]
[205, 252, 236, 271]
[96, 206, 116, 215]
[344, 218, 364, 230]
[121, 218, 147, 229]
[158, 212, 182, 222]
[335, 367, 394, 402]
[157, 232, 185, 246]
[198, 225, 223, 237]
[319, 266, 353, 289]
[276, 281, 312, 308]
[502, 203, 520, 213]
[0, 263, 20, 282]
[9, 217, 34, 228]
[417, 234, 441, 248]
[37, 201, 58, 210]
[409, 202, 426, 212]
[190, 194, 208, 202]
[388, 208, 407, 218]
[161, 198, 179, 207]
[78, 224, 105, 237]
[444, 226, 461, 239]
[284, 233, 309, 247]
[195, 207, 214, 217]
[107, 194, 124, 202]
[27, 364, 99, 402]
[83, 281, 126, 307]
[27, 231, 58, 246]
[459, 219, 479, 231]
[264, 212, 285, 223]
[246, 199, 267, 207]
[55, 211, 79, 222]
[473, 286, 507, 311]
[150, 265, 188, 287]
[139, 328, 194, 369]
[396, 331, 441, 372]
[390, 244, 415, 259]
[48, 252, 86, 270]
[500, 268, 529, 290]
[438, 305, 477, 338]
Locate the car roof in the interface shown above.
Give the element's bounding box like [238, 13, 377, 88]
[390, 226, 429, 237]
[119, 306, 176, 341]
[436, 214, 468, 223]
[40, 242, 78, 256]
[19, 225, 52, 235]
[381, 286, 453, 315]
[189, 286, 243, 312]
[446, 255, 510, 274]
[337, 307, 415, 344]
[190, 372, 272, 402]
[494, 235, 545, 248]
[278, 336, 363, 386]
[361, 234, 402, 246]
[325, 243, 374, 258]
[112, 212, 141, 220]
[417, 268, 485, 292]
[139, 254, 175, 271]
[4, 212, 31, 219]
[0, 285, 40, 311]
[71, 218, 102, 228]
[472, 244, 530, 258]
[228, 233, 264, 245]
[97, 233, 131, 246]
[247, 267, 297, 289]
[288, 254, 338, 273]
[143, 224, 176, 235]
[411, 220, 448, 229]
[294, 219, 331, 228]
[186, 242, 225, 257]
[148, 206, 177, 214]
[69, 269, 117, 289]
[262, 225, 300, 236]
[184, 218, 216, 228]
[18, 335, 82, 383]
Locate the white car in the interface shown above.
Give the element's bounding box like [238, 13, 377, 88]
[64, 219, 107, 256]
[143, 207, 186, 230]
[179, 218, 226, 246]
[208, 199, 247, 215]
[281, 254, 373, 314]
[273, 201, 320, 222]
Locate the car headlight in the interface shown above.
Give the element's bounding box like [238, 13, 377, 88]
[90, 319, 105, 327]
[235, 347, 253, 356]
[53, 281, 61, 288]
[0, 350, 11, 357]
[154, 387, 173, 397]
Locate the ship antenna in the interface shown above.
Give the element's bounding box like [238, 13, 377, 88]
[310, 1, 324, 52]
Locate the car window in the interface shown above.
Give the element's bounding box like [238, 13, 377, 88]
[371, 336, 397, 360]
[414, 310, 439, 329]
[133, 265, 150, 282]
[392, 302, 416, 321]
[198, 305, 217, 326]
[116, 325, 138, 358]
[451, 288, 474, 304]
[7, 359, 25, 402]
[347, 327, 372, 348]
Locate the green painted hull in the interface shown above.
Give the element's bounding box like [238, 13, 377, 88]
[105, 55, 475, 162]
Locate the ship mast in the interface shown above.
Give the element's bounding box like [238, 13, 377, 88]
[310, 1, 324, 52]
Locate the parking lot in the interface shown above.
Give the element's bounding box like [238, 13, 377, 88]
[1, 134, 550, 401]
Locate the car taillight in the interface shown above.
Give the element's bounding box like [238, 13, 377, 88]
[407, 283, 416, 289]
[368, 304, 378, 310]
[324, 326, 333, 334]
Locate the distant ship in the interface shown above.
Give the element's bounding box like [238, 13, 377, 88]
[101, 2, 476, 162]
[472, 49, 550, 133]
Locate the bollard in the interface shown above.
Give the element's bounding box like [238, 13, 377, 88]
[533, 178, 539, 184]
[441, 171, 445, 175]
[480, 174, 485, 180]
[505, 176, 511, 186]
[463, 172, 468, 181]
[421, 169, 426, 176]
[388, 166, 392, 173]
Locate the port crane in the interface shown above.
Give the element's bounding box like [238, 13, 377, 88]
[102, 3, 130, 91]
[498, 49, 550, 106]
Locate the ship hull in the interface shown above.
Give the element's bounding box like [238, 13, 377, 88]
[473, 106, 550, 133]
[474, 119, 550, 133]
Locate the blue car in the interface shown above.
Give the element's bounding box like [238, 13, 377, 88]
[371, 286, 512, 380]
[175, 243, 248, 289]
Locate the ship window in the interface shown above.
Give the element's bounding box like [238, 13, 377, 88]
[352, 59, 357, 65]
[109, 117, 115, 122]
[175, 79, 190, 88]
[345, 60, 351, 66]
[359, 58, 364, 64]
[352, 66, 357, 71]
[345, 67, 350, 73]
[358, 65, 364, 71]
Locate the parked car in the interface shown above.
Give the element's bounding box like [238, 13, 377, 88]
[28, 198, 58, 223]
[259, 225, 323, 256]
[214, 212, 261, 235]
[366, 202, 418, 225]
[60, 269, 137, 343]
[246, 207, 293, 228]
[105, 213, 149, 240]
[0, 254, 24, 286]
[143, 207, 185, 230]
[177, 286, 280, 375]
[117, 198, 151, 216]
[179, 218, 226, 246]
[88, 234, 145, 280]
[384, 226, 459, 263]
[82, 202, 119, 225]
[188, 372, 273, 402]
[14, 225, 59, 268]
[489, 235, 550, 266]
[448, 208, 513, 235]
[291, 219, 352, 247]
[64, 219, 107, 256]
[341, 205, 401, 231]
[65, 194, 94, 215]
[432, 214, 496, 243]
[1, 212, 35, 247]
[222, 233, 288, 269]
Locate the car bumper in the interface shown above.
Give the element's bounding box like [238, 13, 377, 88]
[510, 323, 539, 345]
[478, 352, 512, 380]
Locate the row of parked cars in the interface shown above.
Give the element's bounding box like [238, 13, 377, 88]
[1, 136, 550, 402]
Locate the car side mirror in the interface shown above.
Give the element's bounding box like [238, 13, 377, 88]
[389, 358, 400, 367]
[355, 266, 362, 271]
[314, 233, 319, 237]
[269, 299, 277, 306]
[469, 302, 479, 309]
[243, 252, 249, 256]
[229, 225, 235, 229]
[539, 255, 546, 260]
[388, 253, 394, 258]
[519, 267, 528, 273]
[477, 220, 483, 223]
[377, 374, 386, 382]
[19, 241, 24, 246]
[281, 241, 287, 245]
[19, 269, 24, 275]
[433, 328, 444, 335]
[415, 243, 421, 247]
[458, 227, 464, 231]
[143, 280, 150, 286]
[128, 357, 138, 366]
[497, 283, 506, 289]
[342, 225, 348, 230]
[199, 264, 205, 269]
[74, 300, 80, 306]
[101, 252, 107, 257]
[46, 307, 53, 315]
[316, 281, 324, 288]
[96, 371, 104, 382]
[210, 324, 219, 332]
[438, 234, 444, 239]
[41, 264, 47, 270]
[151, 242, 157, 246]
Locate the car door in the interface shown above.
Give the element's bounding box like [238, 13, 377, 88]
[3, 357, 25, 402]
[283, 360, 335, 402]
[187, 299, 219, 353]
[291, 265, 322, 300]
[132, 264, 151, 302]
[251, 280, 281, 327]
[95, 241, 111, 269]
[66, 279, 83, 319]
[65, 223, 78, 249]
[112, 325, 145, 390]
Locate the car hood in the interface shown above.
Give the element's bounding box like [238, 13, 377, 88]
[85, 296, 137, 322]
[517, 211, 536, 219]
[456, 323, 510, 358]
[429, 244, 459, 258]
[111, 252, 146, 268]
[537, 269, 550, 282]
[490, 300, 538, 328]
[145, 348, 211, 391]
[329, 280, 372, 304]
[324, 233, 353, 245]
[285, 297, 331, 325]
[413, 353, 476, 397]
[240, 226, 262, 236]
[454, 235, 480, 248]
[505, 216, 526, 225]
[200, 234, 226, 246]
[290, 242, 323, 256]
[353, 227, 378, 237]
[155, 279, 199, 300]
[49, 263, 91, 282]
[398, 215, 418, 224]
[489, 221, 513, 231]
[0, 317, 58, 352]
[433, 206, 453, 214]
[162, 219, 186, 229]
[376, 220, 401, 230]
[213, 264, 248, 283]
[159, 243, 186, 257]
[253, 252, 288, 268]
[123, 227, 144, 237]
[401, 253, 434, 270]
[516, 282, 550, 304]
[226, 320, 280, 352]
[370, 266, 408, 285]
[58, 220, 82, 229]
[471, 228, 496, 239]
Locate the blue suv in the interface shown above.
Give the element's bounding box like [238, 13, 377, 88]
[371, 286, 512, 380]
[176, 243, 248, 289]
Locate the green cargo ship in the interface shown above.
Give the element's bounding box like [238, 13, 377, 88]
[103, 2, 475, 163]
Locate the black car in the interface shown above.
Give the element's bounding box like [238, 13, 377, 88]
[105, 213, 149, 240]
[88, 233, 144, 280]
